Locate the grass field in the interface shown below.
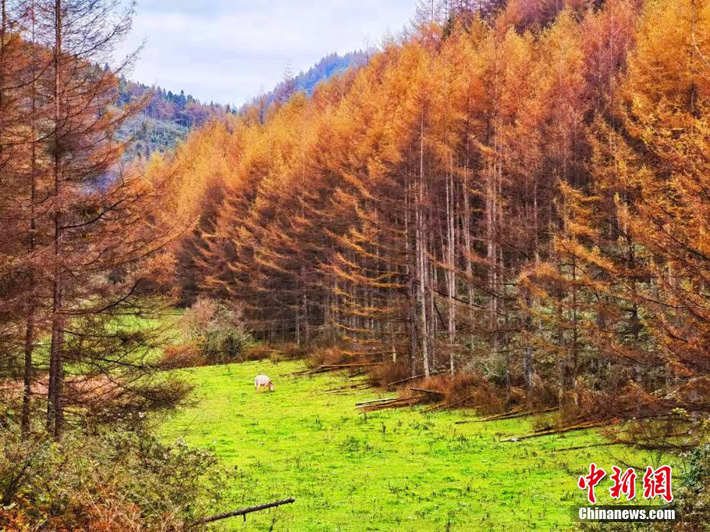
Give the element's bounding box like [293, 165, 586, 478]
[160, 360, 679, 531]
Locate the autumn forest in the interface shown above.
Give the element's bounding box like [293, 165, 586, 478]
[2, 0, 710, 529]
[167, 0, 710, 442]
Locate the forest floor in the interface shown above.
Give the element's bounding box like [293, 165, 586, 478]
[160, 360, 680, 531]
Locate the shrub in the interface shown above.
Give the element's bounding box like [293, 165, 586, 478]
[179, 298, 252, 363]
[0, 426, 238, 531]
[161, 341, 207, 368]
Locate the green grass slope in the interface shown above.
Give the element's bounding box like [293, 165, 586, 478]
[161, 361, 678, 531]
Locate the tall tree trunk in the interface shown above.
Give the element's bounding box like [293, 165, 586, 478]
[524, 178, 541, 408]
[47, 0, 65, 439]
[486, 123, 500, 358]
[405, 175, 418, 376]
[446, 171, 456, 375]
[417, 113, 430, 378]
[21, 0, 39, 437]
[462, 168, 474, 342]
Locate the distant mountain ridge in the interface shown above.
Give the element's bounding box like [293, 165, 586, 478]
[293, 51, 369, 95]
[244, 50, 370, 110]
[117, 79, 232, 160]
[119, 50, 368, 159]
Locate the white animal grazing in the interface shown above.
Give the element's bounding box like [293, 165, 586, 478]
[254, 374, 275, 392]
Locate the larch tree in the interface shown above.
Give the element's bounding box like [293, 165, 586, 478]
[23, 0, 190, 439]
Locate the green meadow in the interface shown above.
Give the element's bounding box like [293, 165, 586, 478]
[160, 360, 679, 531]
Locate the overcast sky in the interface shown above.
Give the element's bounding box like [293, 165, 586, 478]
[116, 0, 416, 106]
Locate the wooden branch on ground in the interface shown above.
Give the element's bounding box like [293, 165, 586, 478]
[284, 362, 380, 378]
[333, 382, 370, 390]
[194, 498, 295, 526]
[551, 441, 625, 453]
[386, 371, 440, 389]
[387, 374, 426, 389]
[360, 388, 444, 412]
[409, 387, 445, 396]
[549, 430, 693, 453]
[324, 382, 370, 394]
[501, 420, 607, 442]
[359, 396, 424, 412]
[321, 362, 381, 368]
[454, 407, 523, 423]
[356, 397, 398, 407]
[457, 407, 559, 424]
[425, 394, 475, 412]
[301, 362, 382, 375]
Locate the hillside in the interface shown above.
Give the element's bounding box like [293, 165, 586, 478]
[117, 51, 368, 159]
[116, 78, 232, 159]
[247, 51, 369, 109]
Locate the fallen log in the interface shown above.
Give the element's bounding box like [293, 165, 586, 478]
[360, 388, 444, 412]
[283, 362, 380, 377]
[453, 407, 523, 424]
[551, 441, 625, 453]
[387, 374, 426, 389]
[321, 362, 381, 369]
[458, 407, 559, 424]
[501, 420, 607, 442]
[359, 396, 424, 412]
[424, 394, 476, 412]
[409, 387, 445, 396]
[193, 498, 295, 526]
[386, 371, 441, 389]
[324, 382, 371, 394]
[329, 382, 370, 390]
[356, 397, 398, 407]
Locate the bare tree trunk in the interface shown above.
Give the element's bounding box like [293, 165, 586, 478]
[524, 178, 541, 408]
[446, 171, 456, 375]
[405, 175, 418, 376]
[303, 292, 310, 345]
[0, 0, 5, 125]
[47, 0, 65, 439]
[571, 252, 579, 406]
[332, 275, 339, 344]
[428, 245, 436, 366]
[295, 288, 301, 346]
[462, 169, 474, 338]
[21, 0, 39, 437]
[417, 113, 430, 378]
[486, 125, 499, 358]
